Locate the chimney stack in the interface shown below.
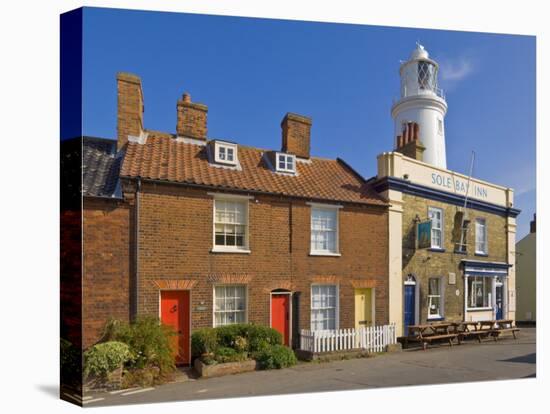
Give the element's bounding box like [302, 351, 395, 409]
[281, 113, 312, 159]
[176, 92, 208, 140]
[395, 121, 425, 161]
[117, 72, 144, 150]
[530, 213, 536, 233]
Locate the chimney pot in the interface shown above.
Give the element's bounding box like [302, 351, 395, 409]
[397, 135, 403, 148]
[182, 92, 191, 103]
[413, 122, 420, 141]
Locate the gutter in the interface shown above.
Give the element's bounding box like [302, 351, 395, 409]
[120, 176, 389, 210]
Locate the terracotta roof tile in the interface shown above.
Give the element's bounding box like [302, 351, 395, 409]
[120, 133, 387, 206]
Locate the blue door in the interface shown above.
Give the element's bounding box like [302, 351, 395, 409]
[404, 284, 416, 335]
[496, 285, 503, 320]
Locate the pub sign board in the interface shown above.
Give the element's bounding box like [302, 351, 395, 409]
[417, 220, 432, 249]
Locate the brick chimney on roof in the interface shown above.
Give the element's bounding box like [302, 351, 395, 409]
[530, 213, 536, 233]
[176, 92, 208, 140]
[281, 113, 312, 159]
[117, 72, 144, 150]
[395, 121, 425, 161]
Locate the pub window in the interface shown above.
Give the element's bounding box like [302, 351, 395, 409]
[475, 218, 488, 254]
[468, 276, 492, 309]
[428, 207, 443, 249]
[427, 277, 443, 319]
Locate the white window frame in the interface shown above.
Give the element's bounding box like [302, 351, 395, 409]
[475, 218, 488, 255]
[428, 206, 444, 249]
[308, 203, 342, 256]
[467, 276, 492, 310]
[214, 141, 238, 166]
[275, 152, 296, 173]
[209, 193, 251, 253]
[213, 284, 248, 327]
[427, 277, 443, 320]
[310, 284, 339, 331]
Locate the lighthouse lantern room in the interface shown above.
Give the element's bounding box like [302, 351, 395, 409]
[391, 43, 448, 169]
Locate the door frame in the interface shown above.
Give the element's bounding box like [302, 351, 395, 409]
[158, 289, 192, 365]
[354, 288, 376, 328]
[404, 274, 420, 330]
[269, 290, 292, 346]
[494, 277, 504, 320]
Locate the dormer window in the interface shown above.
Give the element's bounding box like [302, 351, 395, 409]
[276, 152, 296, 174]
[214, 141, 238, 166]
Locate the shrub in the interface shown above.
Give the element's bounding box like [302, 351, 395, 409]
[102, 317, 176, 374]
[246, 325, 282, 352]
[84, 341, 131, 379]
[215, 324, 249, 348]
[214, 346, 248, 363]
[191, 328, 218, 357]
[61, 338, 81, 386]
[190, 323, 284, 363]
[233, 336, 248, 353]
[255, 345, 297, 370]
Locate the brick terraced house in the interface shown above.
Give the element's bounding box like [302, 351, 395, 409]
[78, 72, 390, 364]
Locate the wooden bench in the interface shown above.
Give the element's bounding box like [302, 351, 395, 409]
[489, 327, 520, 340]
[458, 330, 491, 343]
[419, 333, 458, 350]
[405, 324, 459, 350]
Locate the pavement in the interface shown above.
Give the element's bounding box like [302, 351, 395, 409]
[83, 327, 536, 407]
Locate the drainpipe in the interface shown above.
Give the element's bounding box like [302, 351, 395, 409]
[132, 177, 142, 321]
[463, 274, 468, 321]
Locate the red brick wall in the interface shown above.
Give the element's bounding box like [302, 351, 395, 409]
[82, 198, 132, 348]
[61, 210, 82, 348]
[133, 182, 388, 334]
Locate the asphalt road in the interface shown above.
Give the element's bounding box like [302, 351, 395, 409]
[84, 327, 536, 407]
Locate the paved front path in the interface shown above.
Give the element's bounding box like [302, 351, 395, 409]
[87, 327, 536, 407]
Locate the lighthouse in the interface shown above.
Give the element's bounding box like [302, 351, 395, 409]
[391, 43, 448, 169]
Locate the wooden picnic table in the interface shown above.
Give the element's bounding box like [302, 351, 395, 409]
[451, 321, 480, 332]
[451, 321, 492, 343]
[480, 319, 519, 340]
[405, 323, 459, 350]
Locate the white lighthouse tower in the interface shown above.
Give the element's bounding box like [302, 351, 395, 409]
[391, 43, 448, 168]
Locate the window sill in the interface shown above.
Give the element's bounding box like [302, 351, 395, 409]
[453, 250, 467, 255]
[309, 251, 342, 257]
[427, 316, 444, 321]
[428, 247, 446, 253]
[210, 247, 251, 254]
[467, 307, 493, 312]
[475, 252, 489, 257]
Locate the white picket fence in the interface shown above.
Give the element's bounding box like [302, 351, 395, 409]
[300, 324, 397, 353]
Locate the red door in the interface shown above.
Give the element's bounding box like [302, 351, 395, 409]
[271, 294, 290, 346]
[160, 291, 190, 365]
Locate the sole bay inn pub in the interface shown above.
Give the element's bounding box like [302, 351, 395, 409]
[373, 44, 520, 336]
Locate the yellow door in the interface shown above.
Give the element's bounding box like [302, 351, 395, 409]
[355, 288, 373, 329]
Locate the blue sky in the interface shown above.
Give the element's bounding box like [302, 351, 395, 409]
[81, 7, 536, 239]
